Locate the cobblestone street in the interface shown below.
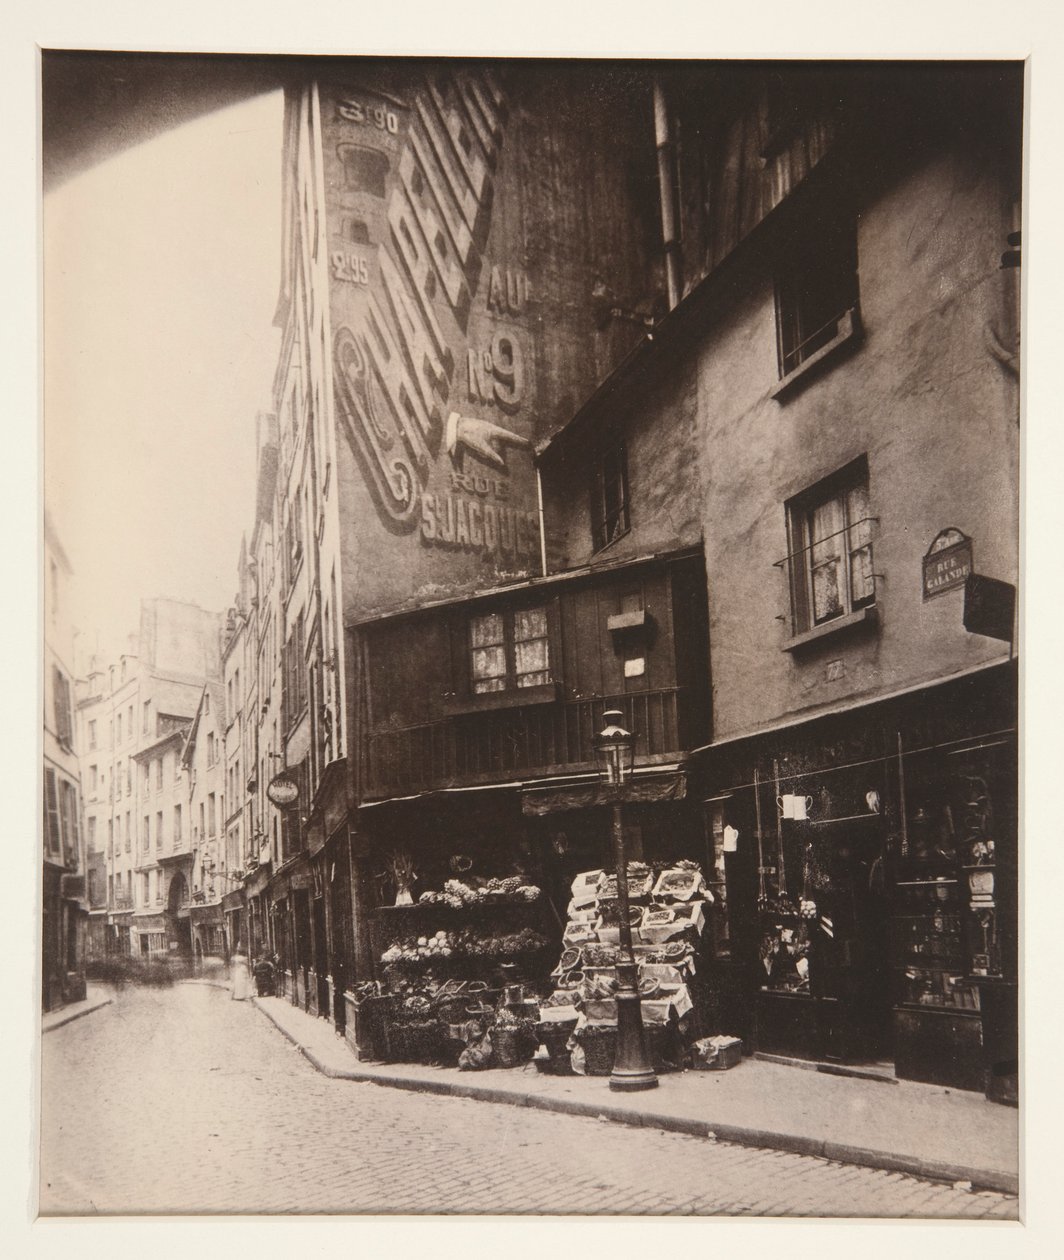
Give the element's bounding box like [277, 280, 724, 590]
[39, 982, 1017, 1218]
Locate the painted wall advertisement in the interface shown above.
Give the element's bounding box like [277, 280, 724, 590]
[318, 66, 649, 615]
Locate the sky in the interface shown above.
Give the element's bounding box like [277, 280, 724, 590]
[43, 88, 284, 669]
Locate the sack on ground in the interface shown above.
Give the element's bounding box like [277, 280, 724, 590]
[458, 1031, 495, 1071]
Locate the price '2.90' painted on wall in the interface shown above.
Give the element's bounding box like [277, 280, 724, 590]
[337, 98, 400, 133]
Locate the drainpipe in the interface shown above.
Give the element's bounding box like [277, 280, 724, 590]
[535, 465, 548, 577]
[654, 77, 682, 312]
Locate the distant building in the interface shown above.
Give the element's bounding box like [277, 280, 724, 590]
[183, 680, 227, 960]
[75, 598, 222, 959]
[43, 512, 87, 1011]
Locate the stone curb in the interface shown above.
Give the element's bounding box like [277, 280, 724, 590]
[250, 998, 1018, 1198]
[42, 995, 113, 1034]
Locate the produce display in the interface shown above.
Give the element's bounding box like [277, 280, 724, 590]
[380, 925, 548, 965]
[367, 864, 553, 1069]
[417, 877, 541, 907]
[534, 861, 713, 1075]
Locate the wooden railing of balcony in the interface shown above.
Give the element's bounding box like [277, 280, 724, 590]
[365, 687, 683, 800]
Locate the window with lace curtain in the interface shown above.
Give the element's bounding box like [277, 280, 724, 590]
[786, 458, 875, 634]
[470, 607, 551, 694]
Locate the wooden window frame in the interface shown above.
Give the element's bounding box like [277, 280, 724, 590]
[469, 606, 551, 695]
[590, 439, 631, 554]
[784, 457, 877, 643]
[775, 213, 860, 386]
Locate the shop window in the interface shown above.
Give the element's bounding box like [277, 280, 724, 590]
[470, 607, 550, 694]
[590, 440, 630, 553]
[704, 802, 733, 958]
[785, 458, 876, 636]
[775, 213, 858, 382]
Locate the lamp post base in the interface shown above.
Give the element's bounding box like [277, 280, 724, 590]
[609, 962, 659, 1092]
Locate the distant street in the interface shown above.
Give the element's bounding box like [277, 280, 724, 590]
[39, 983, 1015, 1218]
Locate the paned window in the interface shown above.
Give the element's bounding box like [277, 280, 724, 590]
[470, 607, 550, 694]
[53, 667, 74, 748]
[43, 769, 61, 860]
[58, 779, 79, 867]
[786, 459, 875, 634]
[156, 812, 163, 850]
[590, 441, 630, 553]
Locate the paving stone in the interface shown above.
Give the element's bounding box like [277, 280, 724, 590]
[40, 982, 1018, 1219]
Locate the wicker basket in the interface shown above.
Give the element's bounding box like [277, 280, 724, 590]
[387, 1017, 445, 1063]
[578, 1024, 677, 1076]
[536, 1022, 577, 1075]
[491, 1025, 537, 1068]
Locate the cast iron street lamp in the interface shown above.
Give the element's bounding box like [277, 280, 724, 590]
[594, 709, 658, 1092]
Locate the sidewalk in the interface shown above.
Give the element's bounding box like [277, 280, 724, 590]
[250, 994, 1019, 1196]
[42, 985, 113, 1033]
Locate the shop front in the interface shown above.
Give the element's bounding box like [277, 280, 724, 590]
[694, 662, 1017, 1101]
[42, 868, 88, 1011]
[222, 889, 245, 957]
[348, 766, 738, 1071]
[190, 901, 226, 962]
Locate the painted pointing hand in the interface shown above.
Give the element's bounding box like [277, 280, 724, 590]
[446, 411, 531, 470]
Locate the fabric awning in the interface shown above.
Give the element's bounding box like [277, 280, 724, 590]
[521, 771, 687, 816]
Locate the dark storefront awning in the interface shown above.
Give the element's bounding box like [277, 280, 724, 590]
[521, 771, 687, 816]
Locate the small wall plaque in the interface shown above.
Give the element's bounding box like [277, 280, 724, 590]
[923, 528, 973, 600]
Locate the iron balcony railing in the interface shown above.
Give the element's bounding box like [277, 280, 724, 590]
[365, 687, 684, 800]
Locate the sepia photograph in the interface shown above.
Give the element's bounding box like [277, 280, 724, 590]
[35, 31, 1032, 1228]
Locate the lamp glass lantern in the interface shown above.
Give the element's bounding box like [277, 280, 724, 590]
[594, 710, 636, 791]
